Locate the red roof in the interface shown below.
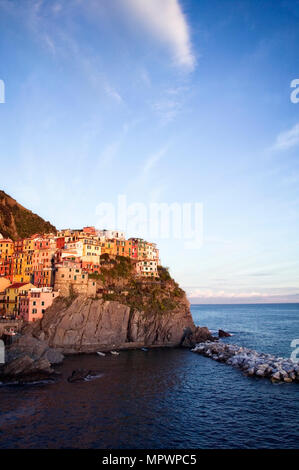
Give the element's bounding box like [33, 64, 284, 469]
[7, 282, 30, 289]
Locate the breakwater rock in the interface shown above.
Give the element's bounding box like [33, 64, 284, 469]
[192, 341, 299, 383]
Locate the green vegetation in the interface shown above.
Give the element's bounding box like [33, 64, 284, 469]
[100, 255, 134, 282]
[157, 265, 172, 281]
[11, 204, 56, 239]
[98, 255, 185, 318]
[0, 190, 56, 240]
[89, 272, 102, 281]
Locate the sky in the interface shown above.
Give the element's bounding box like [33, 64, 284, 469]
[0, 0, 299, 304]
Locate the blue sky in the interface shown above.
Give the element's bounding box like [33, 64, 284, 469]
[0, 0, 299, 303]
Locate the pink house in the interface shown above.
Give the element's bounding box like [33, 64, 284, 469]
[19, 287, 59, 322]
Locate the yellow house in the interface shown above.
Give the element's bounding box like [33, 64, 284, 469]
[100, 239, 115, 257]
[12, 252, 32, 283]
[81, 239, 101, 262]
[0, 278, 11, 311]
[113, 239, 126, 257]
[4, 282, 35, 317]
[23, 236, 37, 253]
[0, 239, 14, 261]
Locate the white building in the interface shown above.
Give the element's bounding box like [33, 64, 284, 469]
[135, 260, 159, 278]
[97, 229, 125, 240]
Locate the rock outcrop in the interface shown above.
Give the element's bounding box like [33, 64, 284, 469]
[0, 335, 64, 384]
[67, 369, 103, 383]
[5, 334, 64, 364]
[28, 295, 207, 354]
[181, 326, 215, 348]
[218, 329, 232, 338]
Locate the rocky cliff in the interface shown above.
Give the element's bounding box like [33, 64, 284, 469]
[22, 258, 211, 353]
[0, 190, 56, 240]
[28, 294, 210, 353]
[26, 261, 213, 353]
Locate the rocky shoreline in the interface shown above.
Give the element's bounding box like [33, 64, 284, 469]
[192, 341, 299, 383]
[0, 335, 64, 385]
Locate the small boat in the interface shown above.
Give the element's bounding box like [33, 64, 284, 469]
[141, 348, 148, 352]
[110, 350, 119, 356]
[97, 352, 106, 357]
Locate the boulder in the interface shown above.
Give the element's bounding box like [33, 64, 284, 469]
[41, 348, 64, 364]
[218, 329, 232, 338]
[181, 326, 215, 348]
[2, 355, 34, 376]
[67, 369, 102, 383]
[0, 334, 63, 384]
[0, 355, 57, 384]
[6, 334, 64, 364]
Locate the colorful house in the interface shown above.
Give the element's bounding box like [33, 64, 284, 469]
[4, 282, 35, 317]
[0, 238, 14, 261]
[19, 287, 59, 322]
[135, 260, 159, 278]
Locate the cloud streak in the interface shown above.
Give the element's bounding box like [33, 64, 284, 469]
[187, 288, 299, 304]
[142, 145, 169, 174]
[271, 123, 299, 151]
[123, 0, 195, 70]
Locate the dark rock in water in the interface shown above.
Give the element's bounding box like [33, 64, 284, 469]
[0, 354, 59, 385]
[67, 369, 102, 383]
[218, 329, 232, 338]
[181, 326, 215, 348]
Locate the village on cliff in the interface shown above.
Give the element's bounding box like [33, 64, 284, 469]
[0, 227, 160, 322]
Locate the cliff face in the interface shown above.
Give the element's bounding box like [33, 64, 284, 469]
[30, 294, 196, 353]
[26, 260, 213, 353]
[0, 190, 56, 240]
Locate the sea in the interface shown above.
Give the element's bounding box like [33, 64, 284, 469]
[0, 303, 298, 449]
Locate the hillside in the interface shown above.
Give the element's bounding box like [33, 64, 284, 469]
[0, 190, 56, 240]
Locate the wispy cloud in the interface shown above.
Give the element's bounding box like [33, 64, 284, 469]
[188, 289, 270, 299]
[104, 83, 124, 104]
[152, 86, 190, 124]
[122, 0, 195, 70]
[271, 123, 299, 151]
[187, 288, 299, 304]
[142, 145, 169, 174]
